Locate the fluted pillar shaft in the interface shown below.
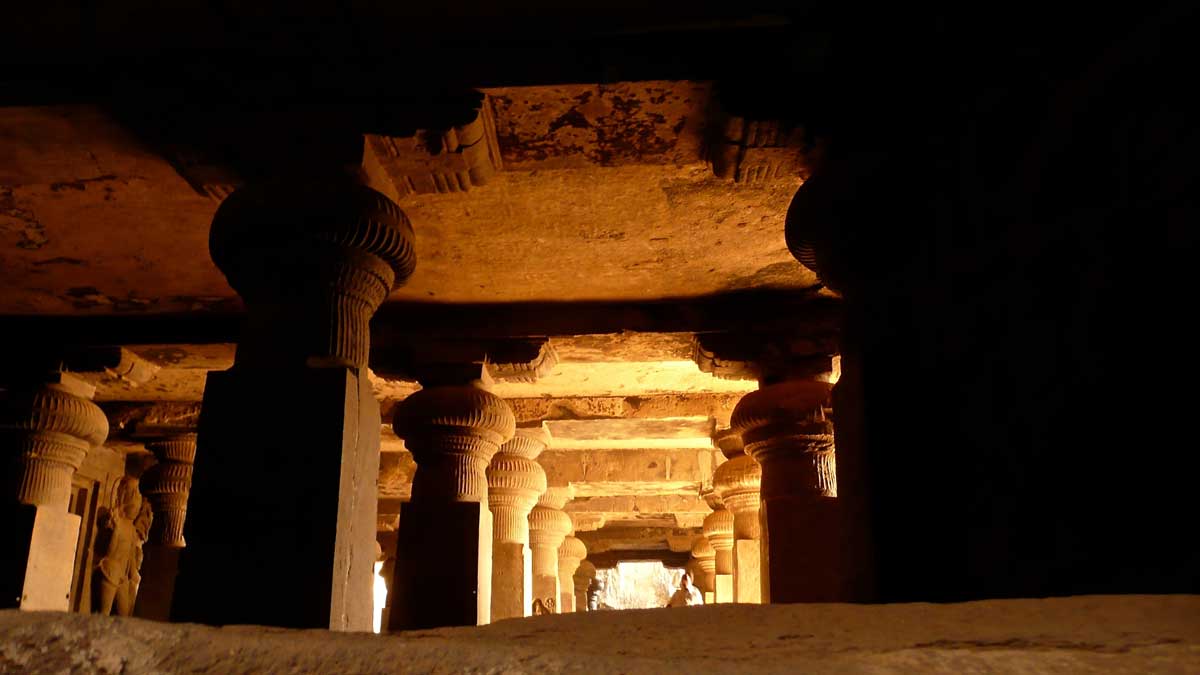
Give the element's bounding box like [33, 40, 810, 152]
[1, 371, 108, 611]
[573, 560, 596, 612]
[390, 384, 515, 630]
[175, 171, 415, 631]
[133, 433, 197, 621]
[732, 379, 842, 603]
[557, 536, 586, 612]
[690, 536, 717, 603]
[703, 508, 735, 603]
[714, 429, 763, 604]
[486, 426, 548, 620]
[528, 486, 573, 614]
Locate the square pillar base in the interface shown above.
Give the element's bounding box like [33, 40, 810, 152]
[390, 500, 492, 630]
[762, 495, 844, 603]
[532, 573, 559, 614]
[172, 367, 379, 631]
[0, 504, 80, 611]
[733, 539, 762, 604]
[133, 544, 181, 621]
[491, 542, 531, 621]
[714, 573, 734, 603]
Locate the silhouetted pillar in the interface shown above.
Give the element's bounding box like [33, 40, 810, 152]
[390, 384, 515, 629]
[713, 429, 763, 603]
[528, 487, 573, 613]
[486, 425, 548, 621]
[733, 378, 841, 602]
[557, 536, 586, 612]
[573, 560, 596, 612]
[691, 536, 716, 604]
[133, 433, 196, 621]
[173, 172, 415, 630]
[0, 371, 108, 611]
[702, 507, 735, 603]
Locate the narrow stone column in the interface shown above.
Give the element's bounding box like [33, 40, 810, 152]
[702, 507, 735, 603]
[0, 371, 108, 611]
[389, 384, 515, 629]
[690, 536, 717, 604]
[528, 486, 573, 614]
[486, 425, 548, 621]
[713, 429, 763, 603]
[174, 172, 415, 631]
[732, 378, 841, 603]
[573, 560, 596, 612]
[557, 536, 587, 612]
[134, 433, 197, 621]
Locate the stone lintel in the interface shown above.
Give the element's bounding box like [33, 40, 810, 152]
[693, 332, 841, 383]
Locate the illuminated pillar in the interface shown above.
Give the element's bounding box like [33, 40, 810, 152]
[713, 428, 763, 603]
[573, 560, 596, 612]
[486, 425, 548, 621]
[528, 487, 573, 614]
[175, 171, 415, 630]
[134, 433, 197, 621]
[690, 536, 717, 604]
[732, 378, 842, 602]
[702, 507, 735, 603]
[390, 384, 515, 629]
[557, 536, 587, 612]
[0, 371, 108, 611]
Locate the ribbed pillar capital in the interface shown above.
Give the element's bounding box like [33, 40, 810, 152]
[487, 454, 547, 544]
[537, 486, 575, 510]
[395, 385, 516, 503]
[558, 536, 587, 584]
[732, 380, 836, 501]
[528, 506, 573, 550]
[0, 372, 108, 510]
[498, 424, 551, 459]
[691, 536, 717, 575]
[714, 454, 763, 540]
[210, 175, 416, 369]
[573, 560, 597, 594]
[142, 433, 198, 547]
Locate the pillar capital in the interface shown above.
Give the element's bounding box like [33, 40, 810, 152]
[713, 454, 762, 540]
[1, 371, 109, 510]
[395, 385, 516, 502]
[691, 536, 716, 575]
[210, 174, 416, 368]
[498, 423, 551, 460]
[712, 427, 745, 460]
[486, 455, 546, 544]
[140, 433, 198, 547]
[731, 379, 835, 501]
[537, 485, 575, 511]
[528, 506, 573, 549]
[574, 560, 597, 594]
[702, 509, 735, 554]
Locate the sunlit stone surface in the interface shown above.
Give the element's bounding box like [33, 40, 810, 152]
[1, 596, 1196, 673]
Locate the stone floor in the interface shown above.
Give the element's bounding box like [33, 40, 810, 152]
[1, 595, 1196, 674]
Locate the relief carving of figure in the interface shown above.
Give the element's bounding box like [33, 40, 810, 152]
[93, 477, 153, 616]
[531, 597, 556, 615]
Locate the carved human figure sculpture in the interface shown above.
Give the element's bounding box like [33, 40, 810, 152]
[94, 477, 153, 616]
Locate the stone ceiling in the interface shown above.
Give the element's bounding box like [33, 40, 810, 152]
[0, 81, 819, 315]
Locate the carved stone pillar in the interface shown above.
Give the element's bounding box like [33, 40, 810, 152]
[573, 560, 596, 612]
[690, 536, 717, 604]
[174, 172, 415, 631]
[133, 433, 197, 621]
[0, 371, 108, 611]
[557, 536, 587, 613]
[528, 486, 573, 614]
[389, 384, 515, 629]
[702, 507, 735, 603]
[486, 425, 548, 621]
[713, 428, 763, 603]
[732, 378, 841, 603]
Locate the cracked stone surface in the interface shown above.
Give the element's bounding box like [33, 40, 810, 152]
[1, 595, 1196, 674]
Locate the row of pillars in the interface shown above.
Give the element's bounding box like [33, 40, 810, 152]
[2, 165, 844, 628]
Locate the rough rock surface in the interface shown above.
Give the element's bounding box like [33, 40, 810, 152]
[1, 596, 1196, 674]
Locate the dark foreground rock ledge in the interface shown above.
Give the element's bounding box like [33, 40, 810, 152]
[2, 595, 1197, 674]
